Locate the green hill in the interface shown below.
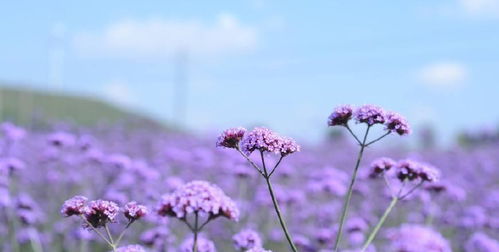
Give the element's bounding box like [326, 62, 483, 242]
[0, 85, 162, 127]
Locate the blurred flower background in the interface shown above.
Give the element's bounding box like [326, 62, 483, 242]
[0, 1, 499, 251]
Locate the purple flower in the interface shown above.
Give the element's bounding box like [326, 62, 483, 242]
[83, 200, 119, 228]
[180, 236, 216, 252]
[157, 180, 239, 221]
[387, 224, 451, 252]
[217, 127, 246, 149]
[354, 105, 386, 126]
[1, 122, 26, 141]
[328, 105, 353, 126]
[417, 163, 440, 182]
[385, 112, 411, 136]
[395, 159, 439, 182]
[369, 157, 396, 176]
[47, 131, 76, 147]
[123, 201, 148, 222]
[61, 196, 88, 217]
[279, 137, 300, 156]
[240, 127, 300, 156]
[115, 245, 147, 252]
[233, 229, 262, 250]
[465, 232, 499, 252]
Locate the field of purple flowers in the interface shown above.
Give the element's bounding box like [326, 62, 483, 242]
[1, 105, 498, 252]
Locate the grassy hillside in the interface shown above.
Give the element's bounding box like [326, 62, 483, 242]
[0, 85, 161, 127]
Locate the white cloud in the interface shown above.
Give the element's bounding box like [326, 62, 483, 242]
[458, 0, 499, 16]
[103, 82, 136, 107]
[419, 61, 468, 88]
[73, 14, 258, 59]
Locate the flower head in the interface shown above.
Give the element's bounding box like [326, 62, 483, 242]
[465, 232, 499, 252]
[61, 196, 88, 217]
[1, 122, 26, 141]
[47, 131, 76, 147]
[328, 105, 353, 126]
[123, 201, 148, 222]
[395, 159, 439, 182]
[83, 200, 119, 228]
[387, 224, 451, 252]
[369, 157, 396, 177]
[385, 112, 411, 136]
[279, 137, 301, 156]
[233, 229, 263, 250]
[217, 127, 246, 149]
[354, 105, 386, 126]
[157, 180, 239, 221]
[240, 127, 300, 156]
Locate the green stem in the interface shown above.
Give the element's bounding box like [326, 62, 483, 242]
[260, 151, 298, 252]
[333, 126, 370, 251]
[192, 212, 199, 252]
[265, 176, 298, 252]
[361, 197, 398, 251]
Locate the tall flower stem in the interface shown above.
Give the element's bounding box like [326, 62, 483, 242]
[192, 212, 199, 252]
[261, 152, 298, 252]
[361, 196, 398, 251]
[333, 126, 370, 251]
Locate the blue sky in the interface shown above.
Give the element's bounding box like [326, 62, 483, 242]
[1, 0, 499, 144]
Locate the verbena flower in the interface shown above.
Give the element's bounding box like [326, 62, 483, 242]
[180, 236, 216, 252]
[369, 157, 396, 177]
[83, 200, 119, 228]
[1, 122, 26, 141]
[354, 105, 386, 126]
[328, 105, 353, 126]
[465, 232, 499, 252]
[157, 180, 239, 221]
[395, 159, 439, 182]
[385, 112, 411, 136]
[233, 229, 262, 250]
[123, 201, 148, 222]
[240, 127, 300, 156]
[115, 244, 147, 252]
[387, 224, 451, 252]
[216, 127, 246, 149]
[47, 131, 76, 147]
[61, 196, 88, 217]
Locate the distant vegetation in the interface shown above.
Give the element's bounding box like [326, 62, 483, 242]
[0, 84, 162, 128]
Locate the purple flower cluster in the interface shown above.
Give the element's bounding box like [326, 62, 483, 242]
[327, 105, 353, 126]
[395, 159, 439, 182]
[369, 157, 396, 177]
[387, 224, 451, 252]
[465, 232, 499, 252]
[216, 127, 247, 149]
[123, 201, 148, 222]
[233, 229, 263, 250]
[61, 195, 88, 217]
[328, 104, 410, 135]
[239, 127, 300, 156]
[62, 196, 147, 229]
[385, 112, 411, 135]
[83, 200, 120, 228]
[354, 105, 386, 126]
[157, 180, 239, 221]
